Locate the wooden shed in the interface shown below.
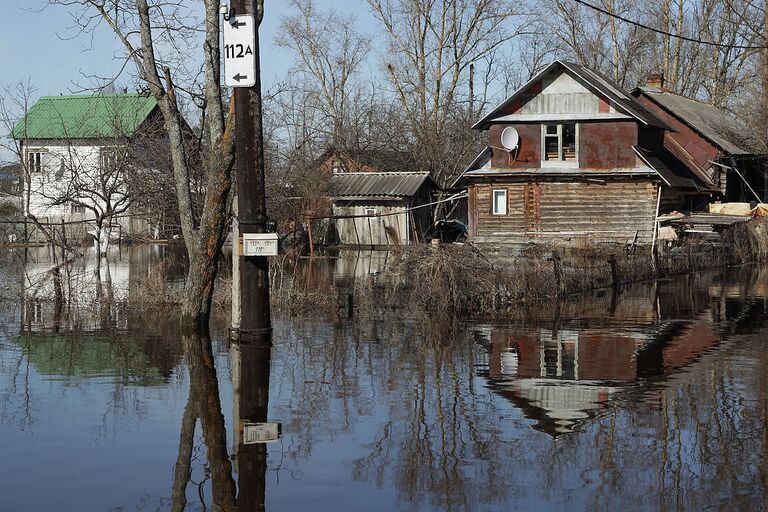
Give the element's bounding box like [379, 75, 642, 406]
[328, 171, 436, 246]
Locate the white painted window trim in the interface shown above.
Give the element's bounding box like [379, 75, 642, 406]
[541, 123, 579, 168]
[26, 148, 46, 174]
[492, 189, 507, 215]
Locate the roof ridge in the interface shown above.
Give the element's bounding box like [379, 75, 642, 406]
[641, 87, 726, 108]
[38, 93, 151, 100]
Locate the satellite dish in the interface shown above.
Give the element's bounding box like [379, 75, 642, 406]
[501, 126, 519, 150]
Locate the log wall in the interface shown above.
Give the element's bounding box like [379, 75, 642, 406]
[472, 180, 658, 244]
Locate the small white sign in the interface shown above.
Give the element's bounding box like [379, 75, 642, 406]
[243, 422, 281, 444]
[241, 232, 278, 256]
[223, 15, 256, 88]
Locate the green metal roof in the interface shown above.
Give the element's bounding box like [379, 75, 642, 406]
[11, 93, 158, 140]
[15, 333, 166, 386]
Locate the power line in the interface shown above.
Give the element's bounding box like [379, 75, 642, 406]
[572, 0, 768, 50]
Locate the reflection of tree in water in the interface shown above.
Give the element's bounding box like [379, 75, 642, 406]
[173, 329, 271, 512]
[268, 306, 768, 511]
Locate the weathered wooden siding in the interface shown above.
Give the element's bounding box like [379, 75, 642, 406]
[497, 70, 621, 117]
[333, 203, 409, 246]
[471, 181, 658, 244]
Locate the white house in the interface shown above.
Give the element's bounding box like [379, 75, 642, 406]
[12, 93, 168, 244]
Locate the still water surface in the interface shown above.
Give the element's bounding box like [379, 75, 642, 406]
[0, 247, 767, 511]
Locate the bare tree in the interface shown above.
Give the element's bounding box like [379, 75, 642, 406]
[276, 0, 372, 148]
[367, 0, 530, 189]
[45, 0, 250, 327]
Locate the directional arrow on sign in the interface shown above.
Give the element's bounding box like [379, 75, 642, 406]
[223, 15, 256, 88]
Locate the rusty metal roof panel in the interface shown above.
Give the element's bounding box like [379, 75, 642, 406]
[636, 87, 761, 156]
[633, 146, 715, 191]
[328, 171, 433, 199]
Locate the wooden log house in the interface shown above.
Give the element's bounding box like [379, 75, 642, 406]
[455, 60, 717, 245]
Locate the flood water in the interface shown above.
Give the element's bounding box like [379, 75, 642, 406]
[1, 246, 768, 511]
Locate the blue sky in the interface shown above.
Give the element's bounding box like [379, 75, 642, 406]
[0, 0, 379, 96]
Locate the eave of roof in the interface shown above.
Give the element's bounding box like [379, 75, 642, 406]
[633, 146, 717, 192]
[461, 167, 659, 179]
[473, 60, 673, 131]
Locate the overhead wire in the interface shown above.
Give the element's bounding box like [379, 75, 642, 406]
[571, 0, 768, 50]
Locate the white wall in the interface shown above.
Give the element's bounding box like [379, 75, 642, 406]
[21, 138, 146, 238]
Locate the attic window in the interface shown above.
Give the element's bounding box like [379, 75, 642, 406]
[331, 159, 345, 173]
[542, 123, 577, 163]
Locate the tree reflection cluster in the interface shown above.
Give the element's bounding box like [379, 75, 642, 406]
[4, 257, 768, 510]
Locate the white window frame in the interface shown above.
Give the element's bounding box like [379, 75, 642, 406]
[100, 147, 119, 173]
[365, 207, 377, 217]
[26, 150, 45, 174]
[541, 123, 579, 167]
[492, 189, 507, 215]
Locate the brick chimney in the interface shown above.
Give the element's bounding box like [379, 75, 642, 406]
[646, 73, 665, 90]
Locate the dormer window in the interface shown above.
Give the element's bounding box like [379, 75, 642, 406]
[542, 123, 577, 164]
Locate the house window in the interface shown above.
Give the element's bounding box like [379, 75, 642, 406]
[492, 189, 507, 215]
[542, 123, 577, 163]
[71, 203, 86, 214]
[365, 208, 377, 217]
[27, 151, 45, 173]
[331, 159, 345, 173]
[100, 148, 118, 172]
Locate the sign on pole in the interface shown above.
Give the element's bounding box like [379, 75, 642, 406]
[223, 15, 256, 88]
[243, 422, 281, 444]
[240, 233, 279, 257]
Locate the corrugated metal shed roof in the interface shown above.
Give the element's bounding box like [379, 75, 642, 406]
[328, 172, 433, 199]
[473, 60, 672, 130]
[635, 87, 761, 156]
[12, 94, 158, 139]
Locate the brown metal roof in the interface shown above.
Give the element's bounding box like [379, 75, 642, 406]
[635, 87, 762, 156]
[328, 171, 433, 199]
[633, 146, 716, 192]
[473, 60, 673, 131]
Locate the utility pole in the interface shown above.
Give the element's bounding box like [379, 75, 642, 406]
[228, 0, 271, 339]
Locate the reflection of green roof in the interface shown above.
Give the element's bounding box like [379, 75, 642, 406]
[11, 94, 158, 139]
[15, 333, 164, 386]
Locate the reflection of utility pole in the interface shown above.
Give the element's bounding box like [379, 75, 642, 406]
[232, 332, 274, 511]
[231, 0, 271, 338]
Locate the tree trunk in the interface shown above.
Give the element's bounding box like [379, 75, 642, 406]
[180, 126, 235, 328]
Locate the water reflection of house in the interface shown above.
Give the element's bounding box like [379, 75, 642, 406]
[21, 244, 177, 313]
[481, 315, 720, 436]
[15, 326, 183, 385]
